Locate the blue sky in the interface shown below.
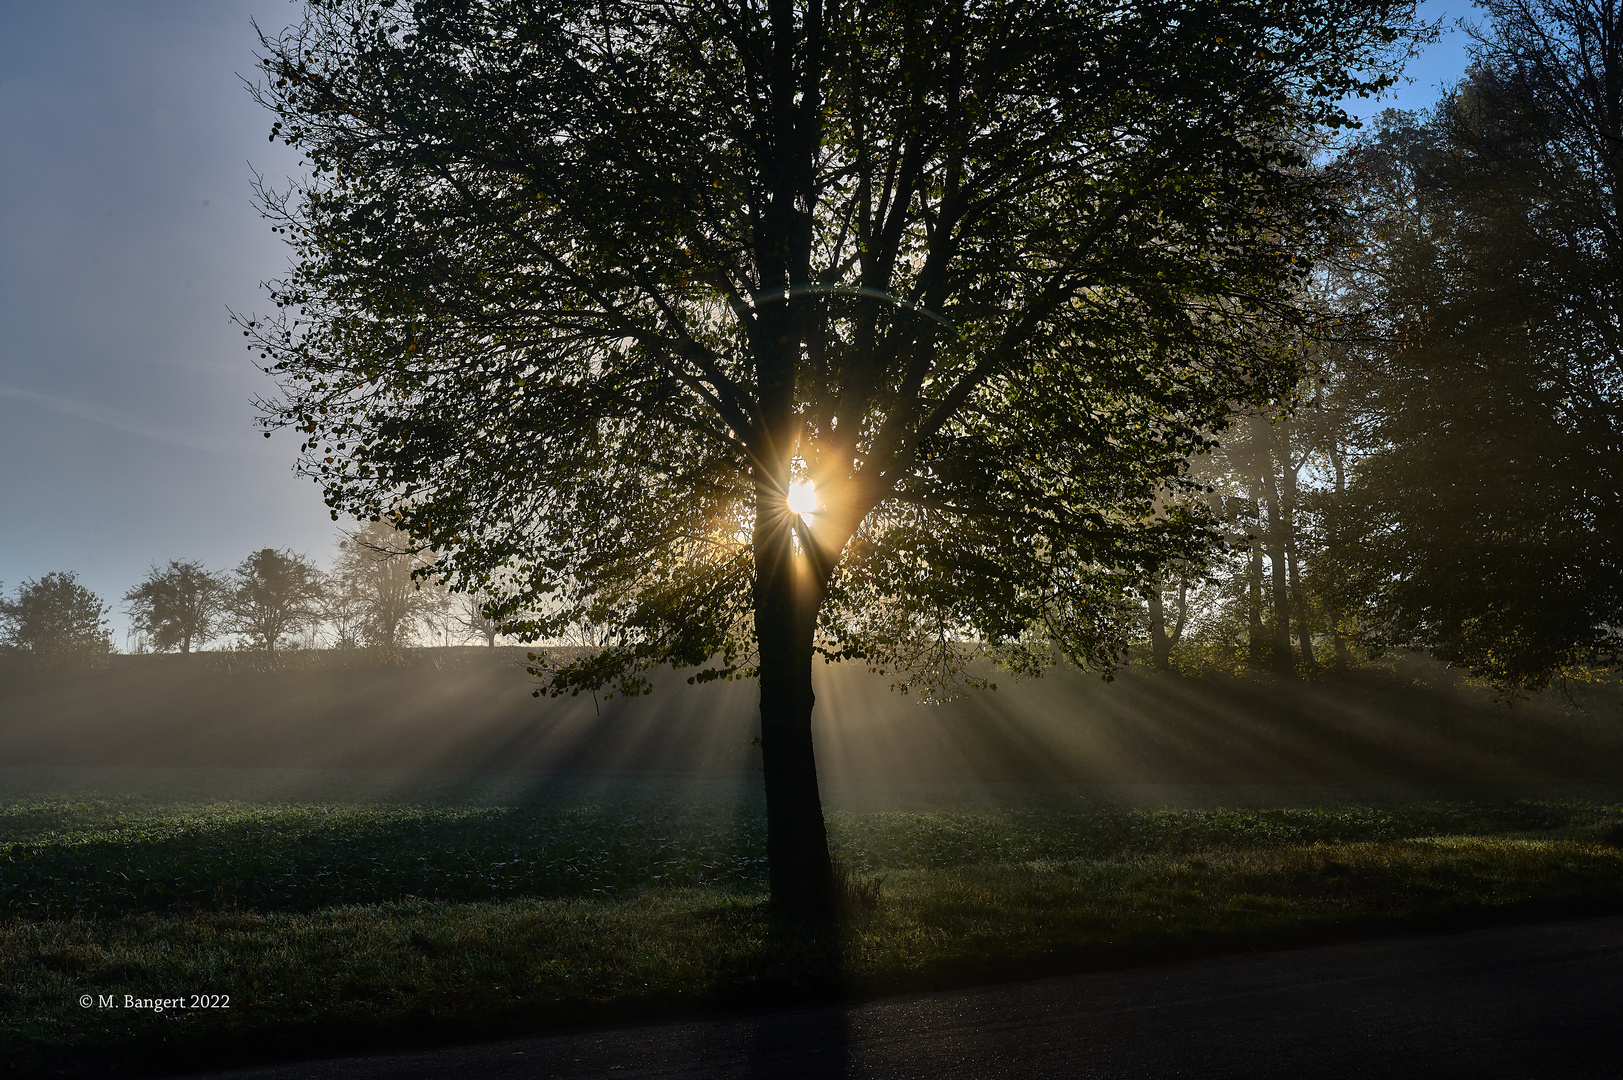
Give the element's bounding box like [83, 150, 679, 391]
[0, 1, 1476, 644]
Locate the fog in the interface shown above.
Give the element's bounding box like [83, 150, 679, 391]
[2, 652, 1617, 809]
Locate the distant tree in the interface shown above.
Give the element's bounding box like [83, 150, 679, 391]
[0, 572, 112, 664]
[1144, 564, 1195, 673]
[330, 520, 447, 649]
[248, 0, 1422, 910]
[227, 549, 327, 652]
[1184, 411, 1310, 676]
[452, 590, 508, 648]
[122, 560, 228, 654]
[319, 579, 367, 649]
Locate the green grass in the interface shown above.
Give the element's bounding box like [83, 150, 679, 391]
[4, 793, 1623, 1076]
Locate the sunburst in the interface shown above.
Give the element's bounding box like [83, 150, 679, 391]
[787, 480, 818, 516]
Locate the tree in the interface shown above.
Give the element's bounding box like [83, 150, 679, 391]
[319, 575, 369, 649]
[247, 0, 1419, 910]
[122, 560, 228, 654]
[1467, 0, 1623, 667]
[1144, 563, 1194, 672]
[453, 590, 509, 647]
[0, 572, 112, 664]
[331, 519, 447, 649]
[1322, 40, 1623, 691]
[227, 548, 327, 652]
[1290, 361, 1361, 672]
[1184, 410, 1308, 676]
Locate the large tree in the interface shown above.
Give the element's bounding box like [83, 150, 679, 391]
[123, 560, 228, 654]
[247, 0, 1417, 909]
[1320, 8, 1623, 691]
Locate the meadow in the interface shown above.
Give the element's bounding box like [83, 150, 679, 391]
[5, 782, 1623, 1077]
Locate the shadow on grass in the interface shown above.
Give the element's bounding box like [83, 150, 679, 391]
[0, 800, 770, 920]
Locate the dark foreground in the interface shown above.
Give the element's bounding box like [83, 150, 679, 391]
[182, 914, 1623, 1080]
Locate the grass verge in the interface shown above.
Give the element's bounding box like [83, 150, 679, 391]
[3, 798, 1623, 1076]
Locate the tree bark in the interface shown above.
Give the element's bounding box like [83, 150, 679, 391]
[753, 497, 836, 915]
[1285, 541, 1312, 667]
[1258, 465, 1296, 679]
[1327, 432, 1351, 673]
[1274, 428, 1314, 668]
[1171, 576, 1190, 650]
[1245, 496, 1267, 668]
[1147, 570, 1171, 671]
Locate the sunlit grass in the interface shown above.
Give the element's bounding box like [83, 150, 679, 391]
[4, 793, 1623, 1076]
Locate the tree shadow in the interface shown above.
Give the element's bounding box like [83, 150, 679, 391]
[738, 902, 857, 1078]
[690, 884, 866, 1076]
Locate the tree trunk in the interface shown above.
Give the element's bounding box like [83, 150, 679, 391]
[1285, 541, 1313, 668]
[1327, 432, 1351, 673]
[753, 504, 836, 915]
[1147, 572, 1170, 671]
[1246, 497, 1266, 668]
[1171, 576, 1190, 649]
[1275, 433, 1314, 669]
[1259, 466, 1296, 679]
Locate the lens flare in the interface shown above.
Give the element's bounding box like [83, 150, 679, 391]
[787, 480, 819, 515]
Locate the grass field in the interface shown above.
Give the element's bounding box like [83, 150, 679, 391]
[5, 785, 1623, 1077]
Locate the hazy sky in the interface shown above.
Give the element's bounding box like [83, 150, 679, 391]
[0, 1, 1475, 644]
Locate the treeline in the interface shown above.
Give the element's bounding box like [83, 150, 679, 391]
[0, 521, 506, 665]
[1148, 0, 1622, 693]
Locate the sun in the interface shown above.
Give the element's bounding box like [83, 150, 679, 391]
[787, 480, 819, 516]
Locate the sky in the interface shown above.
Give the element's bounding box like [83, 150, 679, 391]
[0, 1, 1476, 646]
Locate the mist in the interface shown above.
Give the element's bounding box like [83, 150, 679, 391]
[3, 653, 1618, 809]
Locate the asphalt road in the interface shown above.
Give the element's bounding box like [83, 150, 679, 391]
[183, 915, 1623, 1080]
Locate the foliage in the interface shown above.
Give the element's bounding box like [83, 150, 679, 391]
[122, 561, 228, 654]
[245, 0, 1420, 695]
[1321, 58, 1623, 690]
[0, 572, 112, 666]
[1138, 0, 1623, 689]
[225, 548, 327, 652]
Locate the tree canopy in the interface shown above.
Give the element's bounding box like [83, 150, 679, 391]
[124, 560, 228, 654]
[331, 520, 447, 649]
[248, 0, 1420, 907]
[0, 572, 112, 665]
[1119, 0, 1622, 693]
[227, 548, 327, 652]
[1313, 2, 1623, 691]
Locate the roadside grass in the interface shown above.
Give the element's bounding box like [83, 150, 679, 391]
[4, 795, 1623, 1076]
